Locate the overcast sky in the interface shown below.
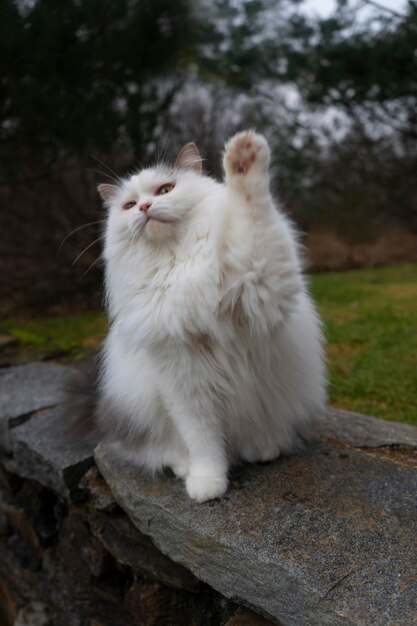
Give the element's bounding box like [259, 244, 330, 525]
[302, 0, 408, 18]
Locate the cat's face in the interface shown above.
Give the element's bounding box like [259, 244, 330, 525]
[100, 143, 204, 248]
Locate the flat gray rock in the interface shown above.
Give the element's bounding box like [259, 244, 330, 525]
[320, 408, 417, 449]
[0, 362, 73, 453]
[88, 508, 199, 591]
[5, 405, 94, 499]
[96, 437, 417, 626]
[0, 362, 71, 418]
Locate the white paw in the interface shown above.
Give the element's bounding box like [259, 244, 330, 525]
[241, 444, 281, 464]
[170, 460, 190, 479]
[258, 446, 281, 463]
[223, 130, 270, 180]
[185, 474, 228, 503]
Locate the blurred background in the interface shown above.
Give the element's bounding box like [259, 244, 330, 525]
[0, 0, 416, 422]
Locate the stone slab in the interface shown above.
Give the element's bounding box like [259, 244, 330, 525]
[95, 438, 417, 626]
[80, 466, 117, 511]
[0, 362, 73, 453]
[5, 406, 94, 499]
[87, 508, 200, 591]
[320, 408, 417, 449]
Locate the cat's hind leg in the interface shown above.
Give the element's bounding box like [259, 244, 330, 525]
[113, 435, 191, 481]
[170, 460, 190, 479]
[150, 427, 190, 479]
[240, 442, 281, 464]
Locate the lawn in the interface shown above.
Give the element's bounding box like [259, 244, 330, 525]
[0, 312, 108, 363]
[310, 263, 417, 424]
[1, 263, 416, 424]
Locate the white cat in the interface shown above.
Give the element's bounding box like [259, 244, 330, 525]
[96, 131, 326, 502]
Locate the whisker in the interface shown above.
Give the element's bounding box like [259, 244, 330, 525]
[160, 130, 173, 164]
[58, 221, 105, 256]
[156, 130, 172, 167]
[72, 237, 103, 266]
[89, 155, 122, 182]
[79, 255, 102, 280]
[85, 167, 120, 184]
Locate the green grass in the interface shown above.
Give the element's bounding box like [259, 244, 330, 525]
[310, 263, 417, 424]
[0, 312, 107, 362]
[1, 263, 416, 424]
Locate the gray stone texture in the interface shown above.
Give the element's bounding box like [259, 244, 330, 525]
[80, 466, 117, 511]
[80, 470, 199, 589]
[0, 490, 239, 626]
[87, 508, 200, 591]
[320, 407, 417, 449]
[95, 426, 417, 626]
[1, 361, 417, 625]
[5, 405, 94, 499]
[0, 362, 72, 453]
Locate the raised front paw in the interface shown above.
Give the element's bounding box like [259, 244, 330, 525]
[185, 474, 228, 503]
[223, 130, 270, 184]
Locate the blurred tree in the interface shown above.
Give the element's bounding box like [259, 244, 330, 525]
[194, 0, 292, 87]
[0, 0, 194, 181]
[280, 0, 417, 230]
[1, 0, 416, 313]
[0, 0, 197, 313]
[284, 2, 417, 120]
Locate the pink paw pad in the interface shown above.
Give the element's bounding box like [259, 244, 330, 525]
[232, 150, 256, 175]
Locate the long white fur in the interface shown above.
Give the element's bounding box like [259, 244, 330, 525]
[98, 131, 326, 502]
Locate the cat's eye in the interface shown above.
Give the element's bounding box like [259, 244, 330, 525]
[123, 201, 136, 210]
[156, 183, 175, 195]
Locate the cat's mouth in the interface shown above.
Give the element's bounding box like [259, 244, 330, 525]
[145, 214, 173, 225]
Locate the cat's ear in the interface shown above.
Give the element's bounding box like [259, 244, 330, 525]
[98, 184, 118, 202]
[174, 143, 203, 174]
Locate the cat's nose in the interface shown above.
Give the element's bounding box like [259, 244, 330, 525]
[139, 202, 152, 213]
